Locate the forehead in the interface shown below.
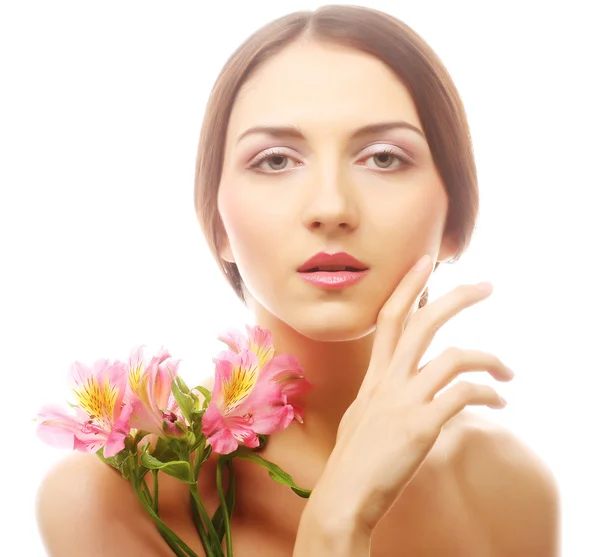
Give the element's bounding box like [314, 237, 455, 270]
[227, 40, 421, 138]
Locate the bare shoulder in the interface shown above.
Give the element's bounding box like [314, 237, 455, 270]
[36, 452, 172, 557]
[449, 411, 561, 556]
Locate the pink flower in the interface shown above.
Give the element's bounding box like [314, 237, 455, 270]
[217, 325, 275, 368]
[36, 359, 131, 458]
[202, 326, 312, 454]
[126, 345, 185, 438]
[137, 433, 158, 454]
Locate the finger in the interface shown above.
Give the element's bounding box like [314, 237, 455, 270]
[410, 348, 514, 401]
[390, 282, 493, 381]
[430, 380, 506, 426]
[361, 254, 433, 392]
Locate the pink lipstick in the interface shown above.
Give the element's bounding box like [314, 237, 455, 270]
[297, 252, 369, 290]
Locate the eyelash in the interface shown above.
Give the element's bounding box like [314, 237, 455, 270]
[247, 146, 412, 174]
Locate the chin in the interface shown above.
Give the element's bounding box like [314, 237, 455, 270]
[286, 309, 377, 343]
[249, 286, 382, 342]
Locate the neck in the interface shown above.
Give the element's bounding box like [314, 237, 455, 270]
[252, 306, 376, 462]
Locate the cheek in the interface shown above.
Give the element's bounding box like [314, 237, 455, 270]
[372, 183, 446, 234]
[365, 183, 448, 278]
[218, 184, 287, 265]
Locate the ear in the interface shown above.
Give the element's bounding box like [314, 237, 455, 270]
[437, 231, 461, 264]
[216, 220, 235, 264]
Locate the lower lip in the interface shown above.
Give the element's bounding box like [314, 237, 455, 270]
[297, 270, 370, 290]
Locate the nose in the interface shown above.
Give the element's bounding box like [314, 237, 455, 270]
[301, 164, 359, 234]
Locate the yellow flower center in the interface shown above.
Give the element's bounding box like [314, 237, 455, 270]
[221, 357, 260, 413]
[249, 336, 274, 369]
[128, 363, 143, 396]
[73, 375, 118, 426]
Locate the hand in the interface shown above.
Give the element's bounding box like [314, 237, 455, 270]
[310, 254, 514, 534]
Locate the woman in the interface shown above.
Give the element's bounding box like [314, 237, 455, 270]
[36, 5, 560, 556]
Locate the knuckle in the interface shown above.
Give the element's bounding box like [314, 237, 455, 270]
[409, 306, 438, 333]
[441, 346, 463, 364]
[377, 305, 398, 324]
[404, 415, 436, 445]
[453, 380, 475, 398]
[490, 353, 504, 368]
[486, 385, 500, 398]
[405, 305, 426, 325]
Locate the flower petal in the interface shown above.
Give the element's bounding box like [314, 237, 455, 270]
[154, 356, 180, 410]
[217, 328, 249, 354]
[36, 405, 83, 449]
[68, 360, 94, 390]
[127, 344, 147, 398]
[201, 402, 239, 454]
[36, 404, 111, 454]
[211, 356, 233, 406]
[245, 325, 275, 369]
[220, 350, 260, 413]
[258, 354, 312, 422]
[250, 403, 294, 435]
[137, 433, 158, 454]
[129, 396, 163, 434]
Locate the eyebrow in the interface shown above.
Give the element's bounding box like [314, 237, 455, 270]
[235, 120, 426, 145]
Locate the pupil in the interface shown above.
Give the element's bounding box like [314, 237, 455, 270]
[376, 154, 392, 167]
[270, 156, 286, 169]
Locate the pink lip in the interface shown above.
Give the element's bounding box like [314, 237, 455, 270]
[297, 269, 370, 290]
[298, 251, 368, 273]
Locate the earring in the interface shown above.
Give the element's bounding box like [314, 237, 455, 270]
[418, 287, 428, 309]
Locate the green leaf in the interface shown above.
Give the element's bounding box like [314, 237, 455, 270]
[184, 431, 196, 447]
[139, 452, 193, 484]
[174, 420, 187, 435]
[235, 450, 312, 498]
[166, 436, 190, 457]
[173, 374, 191, 395]
[148, 437, 180, 463]
[192, 385, 212, 409]
[189, 409, 206, 430]
[170, 378, 195, 423]
[96, 447, 136, 480]
[189, 434, 207, 457]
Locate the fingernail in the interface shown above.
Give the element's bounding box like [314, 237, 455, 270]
[414, 255, 431, 271]
[474, 281, 493, 293]
[499, 396, 507, 406]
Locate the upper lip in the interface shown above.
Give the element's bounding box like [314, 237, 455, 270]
[297, 252, 369, 272]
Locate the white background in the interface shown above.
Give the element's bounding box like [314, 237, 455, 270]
[1, 1, 598, 555]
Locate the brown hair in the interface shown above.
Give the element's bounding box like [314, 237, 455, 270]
[194, 5, 478, 309]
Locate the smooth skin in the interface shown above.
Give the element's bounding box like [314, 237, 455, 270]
[36, 39, 560, 556]
[295, 258, 514, 554]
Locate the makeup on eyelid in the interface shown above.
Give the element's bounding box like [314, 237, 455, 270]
[246, 144, 415, 173]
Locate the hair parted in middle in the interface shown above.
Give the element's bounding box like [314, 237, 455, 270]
[194, 5, 479, 309]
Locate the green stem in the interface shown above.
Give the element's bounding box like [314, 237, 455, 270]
[190, 487, 224, 556]
[216, 458, 233, 557]
[193, 447, 203, 481]
[152, 469, 159, 514]
[141, 478, 153, 507]
[132, 481, 198, 557]
[193, 442, 210, 482]
[186, 447, 221, 556]
[189, 491, 213, 556]
[139, 479, 151, 504]
[154, 522, 191, 557]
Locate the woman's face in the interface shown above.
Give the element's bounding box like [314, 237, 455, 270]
[217, 39, 458, 341]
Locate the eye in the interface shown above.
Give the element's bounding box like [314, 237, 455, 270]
[247, 145, 412, 174]
[248, 149, 298, 173]
[361, 146, 412, 171]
